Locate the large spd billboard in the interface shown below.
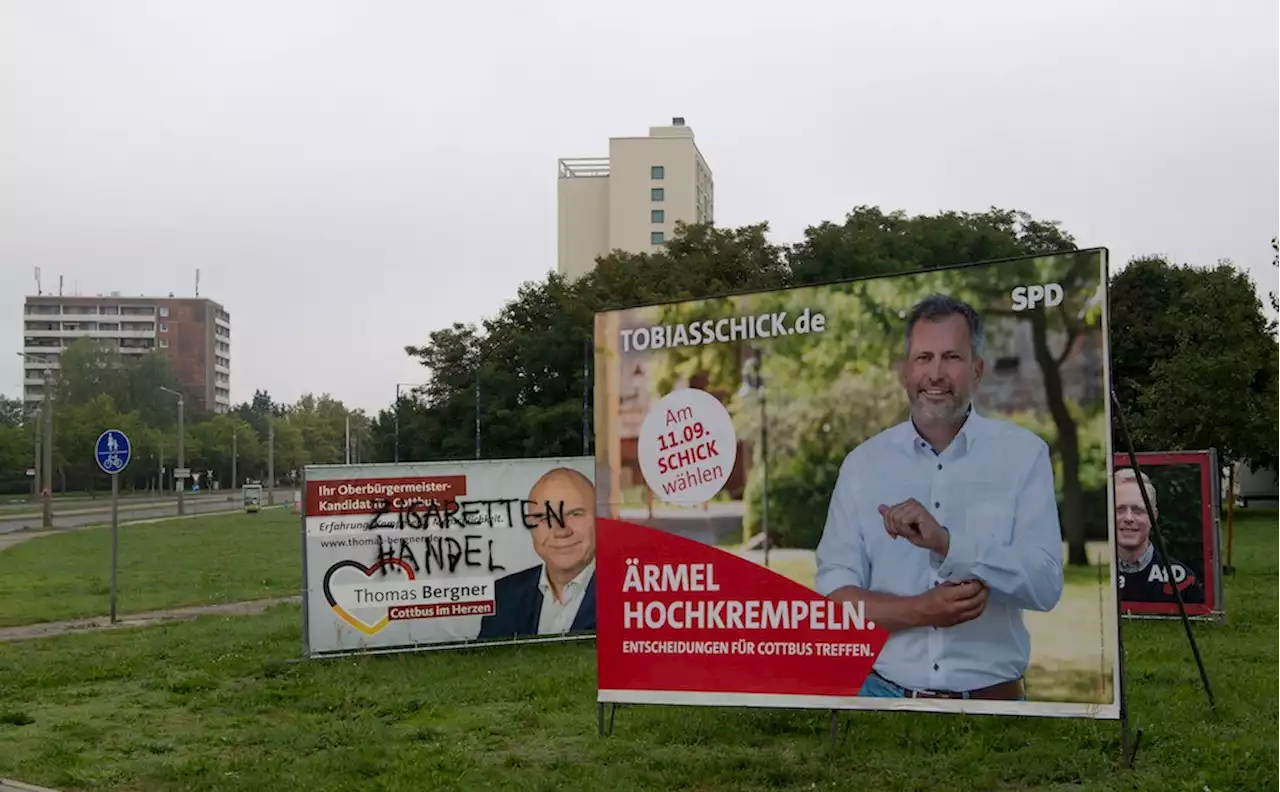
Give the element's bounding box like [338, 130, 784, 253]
[592, 249, 1121, 718]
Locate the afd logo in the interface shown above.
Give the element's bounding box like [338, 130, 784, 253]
[1011, 283, 1064, 311]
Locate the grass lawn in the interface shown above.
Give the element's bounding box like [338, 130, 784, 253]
[0, 509, 300, 628]
[0, 510, 1274, 791]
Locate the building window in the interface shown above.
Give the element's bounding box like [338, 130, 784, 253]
[651, 165, 664, 180]
[159, 339, 169, 349]
[159, 323, 168, 333]
[651, 209, 665, 223]
[651, 231, 665, 245]
[159, 307, 169, 317]
[651, 188, 664, 201]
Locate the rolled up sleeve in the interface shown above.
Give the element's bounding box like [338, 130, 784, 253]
[935, 441, 1065, 612]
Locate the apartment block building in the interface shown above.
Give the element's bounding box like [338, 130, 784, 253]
[557, 117, 715, 281]
[21, 293, 231, 414]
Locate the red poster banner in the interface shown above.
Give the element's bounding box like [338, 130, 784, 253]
[596, 518, 889, 700]
[1112, 451, 1218, 618]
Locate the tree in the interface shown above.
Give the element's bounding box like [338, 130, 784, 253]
[54, 338, 130, 409]
[1270, 237, 1278, 319]
[730, 208, 1097, 563]
[0, 399, 32, 494]
[787, 206, 1074, 286]
[189, 414, 262, 486]
[394, 221, 792, 461]
[52, 394, 148, 493]
[1109, 256, 1279, 469]
[0, 396, 24, 429]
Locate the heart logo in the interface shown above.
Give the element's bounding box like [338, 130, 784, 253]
[322, 558, 416, 636]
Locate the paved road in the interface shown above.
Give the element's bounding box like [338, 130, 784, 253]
[0, 489, 297, 535]
[0, 489, 263, 513]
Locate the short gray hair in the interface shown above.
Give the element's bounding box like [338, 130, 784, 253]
[904, 294, 985, 359]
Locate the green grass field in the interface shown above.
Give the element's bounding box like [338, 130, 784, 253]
[0, 511, 1274, 791]
[0, 509, 300, 627]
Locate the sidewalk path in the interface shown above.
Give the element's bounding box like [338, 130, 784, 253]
[0, 596, 301, 643]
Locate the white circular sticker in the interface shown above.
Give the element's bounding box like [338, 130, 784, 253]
[638, 387, 738, 506]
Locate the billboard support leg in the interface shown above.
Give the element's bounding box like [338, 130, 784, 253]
[596, 702, 617, 737]
[1110, 389, 1215, 709]
[829, 710, 839, 751]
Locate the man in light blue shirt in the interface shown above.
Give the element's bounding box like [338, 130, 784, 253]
[815, 294, 1065, 701]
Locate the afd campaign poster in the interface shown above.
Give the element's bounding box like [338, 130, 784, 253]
[302, 456, 597, 658]
[1113, 450, 1223, 619]
[592, 249, 1122, 719]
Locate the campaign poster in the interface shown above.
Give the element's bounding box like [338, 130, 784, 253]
[593, 249, 1122, 719]
[1113, 450, 1222, 619]
[302, 457, 597, 658]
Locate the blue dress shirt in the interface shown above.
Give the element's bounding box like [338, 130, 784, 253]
[814, 409, 1065, 693]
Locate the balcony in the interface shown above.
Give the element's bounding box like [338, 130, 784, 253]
[24, 328, 155, 340]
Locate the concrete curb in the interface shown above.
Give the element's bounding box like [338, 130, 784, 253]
[0, 780, 62, 792]
[0, 504, 290, 553]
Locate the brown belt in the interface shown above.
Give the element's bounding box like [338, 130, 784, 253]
[873, 671, 1025, 701]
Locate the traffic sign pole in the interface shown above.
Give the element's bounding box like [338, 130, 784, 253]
[95, 429, 131, 625]
[110, 471, 119, 624]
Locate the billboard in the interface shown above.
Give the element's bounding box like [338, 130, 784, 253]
[302, 457, 596, 657]
[593, 249, 1121, 718]
[1113, 450, 1222, 619]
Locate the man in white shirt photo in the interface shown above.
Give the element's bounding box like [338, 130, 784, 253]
[478, 467, 598, 639]
[815, 293, 1065, 701]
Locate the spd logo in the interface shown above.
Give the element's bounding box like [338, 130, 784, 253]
[1011, 283, 1064, 311]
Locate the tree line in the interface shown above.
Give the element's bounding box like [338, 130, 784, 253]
[0, 339, 372, 495]
[4, 204, 1274, 510]
[371, 205, 1278, 475]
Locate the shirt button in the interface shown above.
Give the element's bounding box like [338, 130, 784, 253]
[933, 664, 940, 671]
[934, 501, 940, 508]
[937, 463, 943, 470]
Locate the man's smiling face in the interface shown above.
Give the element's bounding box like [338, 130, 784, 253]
[1115, 480, 1154, 556]
[902, 314, 983, 427]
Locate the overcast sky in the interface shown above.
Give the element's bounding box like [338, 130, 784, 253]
[3, 0, 1277, 415]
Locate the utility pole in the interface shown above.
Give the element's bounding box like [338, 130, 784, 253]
[31, 408, 40, 503]
[267, 418, 275, 506]
[17, 353, 54, 527]
[160, 387, 185, 516]
[345, 413, 351, 464]
[176, 394, 185, 516]
[42, 375, 52, 528]
[231, 429, 238, 490]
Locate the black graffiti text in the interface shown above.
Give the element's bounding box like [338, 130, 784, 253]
[373, 533, 507, 577]
[365, 497, 567, 533]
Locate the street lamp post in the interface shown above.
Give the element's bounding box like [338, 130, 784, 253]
[160, 386, 185, 516]
[267, 416, 275, 506]
[17, 352, 53, 528]
[393, 382, 426, 464]
[738, 347, 770, 567]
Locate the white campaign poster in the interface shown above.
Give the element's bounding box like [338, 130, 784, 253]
[302, 456, 597, 658]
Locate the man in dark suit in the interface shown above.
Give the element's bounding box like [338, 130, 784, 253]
[478, 467, 597, 639]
